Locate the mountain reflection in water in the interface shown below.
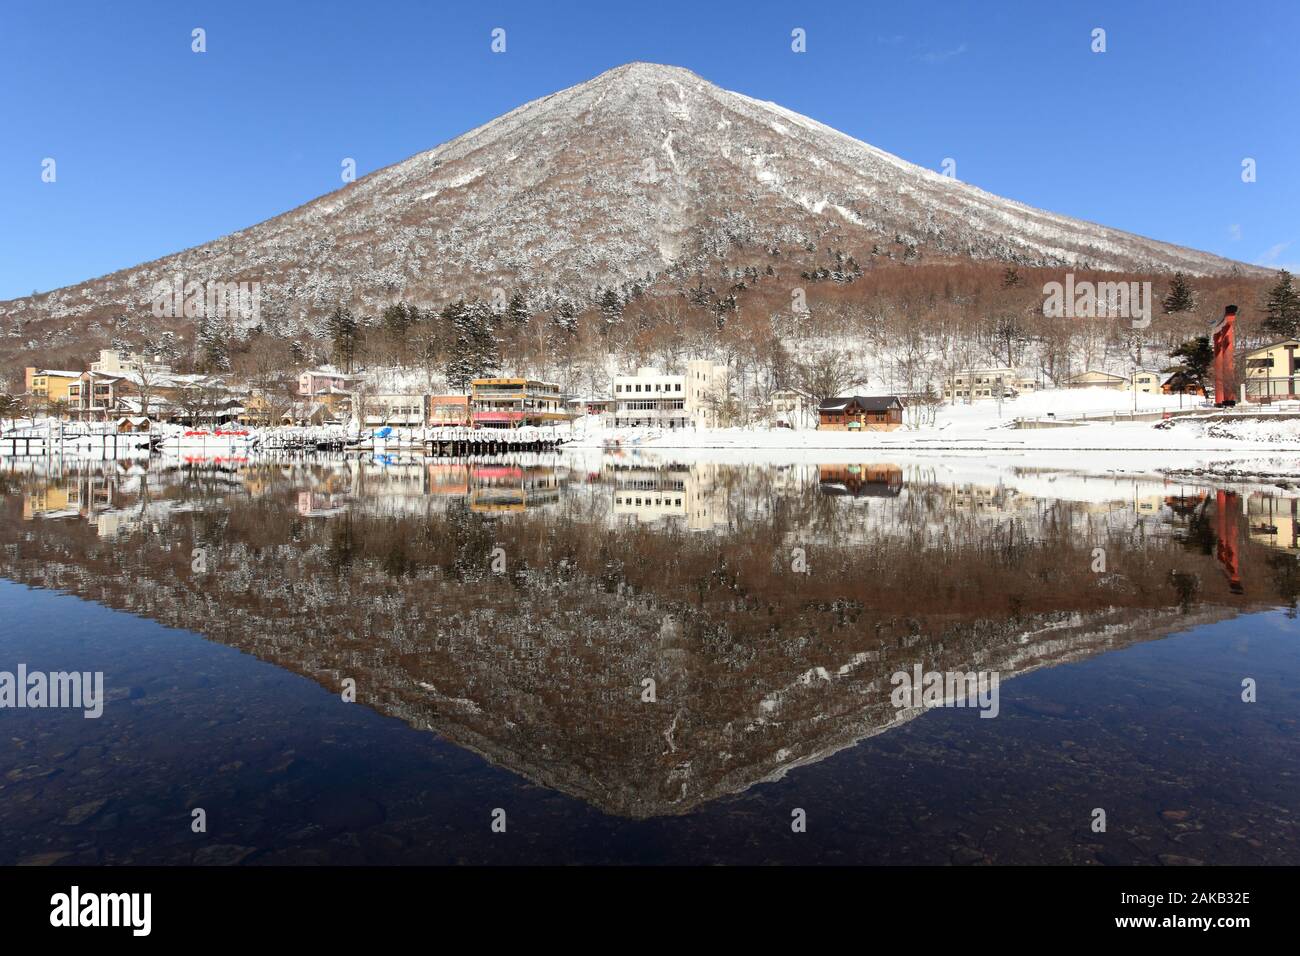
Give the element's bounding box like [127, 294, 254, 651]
[1, 452, 1297, 864]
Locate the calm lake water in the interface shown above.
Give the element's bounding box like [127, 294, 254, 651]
[0, 451, 1297, 865]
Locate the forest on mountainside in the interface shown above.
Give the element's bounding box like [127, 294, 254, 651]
[8, 255, 1293, 421]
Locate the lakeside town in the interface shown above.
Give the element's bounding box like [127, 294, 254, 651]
[5, 0, 1300, 906]
[4, 329, 1299, 457]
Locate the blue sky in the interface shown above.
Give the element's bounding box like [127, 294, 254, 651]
[1, 0, 1296, 300]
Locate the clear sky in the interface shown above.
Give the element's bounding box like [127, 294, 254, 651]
[1, 0, 1296, 300]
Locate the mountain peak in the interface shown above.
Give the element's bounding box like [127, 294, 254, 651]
[0, 62, 1253, 357]
[593, 61, 702, 81]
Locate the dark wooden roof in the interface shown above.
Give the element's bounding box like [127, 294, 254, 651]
[817, 395, 904, 412]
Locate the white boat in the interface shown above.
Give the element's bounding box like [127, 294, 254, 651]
[2, 421, 152, 455]
[159, 427, 258, 451]
[61, 431, 153, 452]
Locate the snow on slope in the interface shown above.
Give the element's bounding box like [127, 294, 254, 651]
[1, 62, 1255, 342]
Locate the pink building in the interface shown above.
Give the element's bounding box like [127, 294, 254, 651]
[298, 369, 362, 396]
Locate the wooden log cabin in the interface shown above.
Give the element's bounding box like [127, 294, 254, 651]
[816, 396, 905, 431]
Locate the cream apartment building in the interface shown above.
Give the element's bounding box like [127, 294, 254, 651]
[90, 349, 171, 377]
[944, 368, 1039, 401]
[611, 361, 730, 428]
[1244, 339, 1299, 402]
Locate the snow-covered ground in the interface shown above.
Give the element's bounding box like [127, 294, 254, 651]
[560, 431, 1300, 489]
[4, 389, 1298, 484]
[929, 386, 1193, 428]
[571, 388, 1300, 457]
[562, 389, 1300, 486]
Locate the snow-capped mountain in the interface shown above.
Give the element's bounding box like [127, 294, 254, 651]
[1, 61, 1251, 344]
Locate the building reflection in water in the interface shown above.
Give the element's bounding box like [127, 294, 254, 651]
[817, 464, 903, 498]
[605, 459, 729, 531]
[3, 452, 1297, 818]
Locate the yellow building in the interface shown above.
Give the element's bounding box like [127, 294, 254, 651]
[1065, 370, 1128, 389]
[238, 393, 274, 426]
[1125, 369, 1164, 393]
[470, 378, 567, 428]
[1244, 339, 1299, 402]
[24, 367, 82, 404]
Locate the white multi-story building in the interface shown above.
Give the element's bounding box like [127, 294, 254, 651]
[944, 367, 1039, 401]
[611, 361, 730, 428]
[90, 349, 171, 378]
[360, 393, 429, 427]
[770, 388, 815, 428]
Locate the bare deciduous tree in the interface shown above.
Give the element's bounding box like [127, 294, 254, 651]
[794, 350, 862, 407]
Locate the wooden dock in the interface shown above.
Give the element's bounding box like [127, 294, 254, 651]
[424, 428, 567, 457]
[3, 426, 567, 459]
[0, 430, 152, 457]
[0, 434, 48, 456]
[261, 435, 347, 452]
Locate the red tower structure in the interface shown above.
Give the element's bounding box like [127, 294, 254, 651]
[1212, 305, 1238, 406]
[1214, 489, 1244, 594]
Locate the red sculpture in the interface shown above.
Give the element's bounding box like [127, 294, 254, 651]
[1212, 305, 1237, 406]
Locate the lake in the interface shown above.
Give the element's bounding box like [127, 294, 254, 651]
[1, 450, 1297, 865]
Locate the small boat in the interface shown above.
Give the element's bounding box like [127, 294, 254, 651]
[160, 428, 258, 451]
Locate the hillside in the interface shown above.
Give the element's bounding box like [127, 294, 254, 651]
[0, 61, 1260, 381]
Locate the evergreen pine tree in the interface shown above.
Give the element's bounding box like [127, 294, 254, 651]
[1162, 272, 1196, 314]
[1169, 336, 1213, 390]
[468, 300, 496, 329]
[1001, 267, 1021, 288]
[552, 299, 578, 334]
[155, 330, 179, 365]
[327, 305, 360, 372]
[382, 303, 414, 337]
[598, 289, 623, 334]
[507, 291, 529, 325]
[197, 316, 229, 372]
[470, 309, 500, 379]
[440, 300, 469, 391]
[443, 300, 500, 392]
[1263, 270, 1300, 339]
